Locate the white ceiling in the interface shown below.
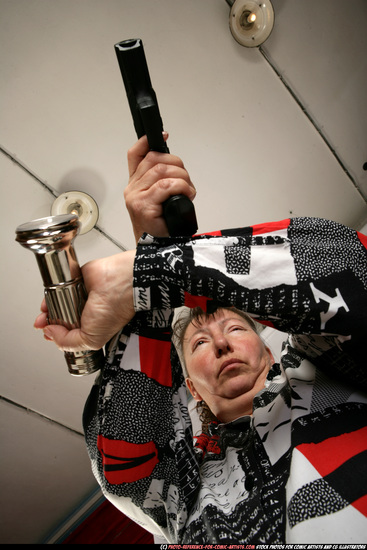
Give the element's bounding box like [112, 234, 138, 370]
[1, 0, 366, 543]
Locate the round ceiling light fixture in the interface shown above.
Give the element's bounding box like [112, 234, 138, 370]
[229, 0, 274, 47]
[51, 191, 99, 235]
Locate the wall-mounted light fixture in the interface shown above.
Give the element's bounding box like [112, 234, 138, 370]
[51, 191, 99, 235]
[226, 0, 274, 47]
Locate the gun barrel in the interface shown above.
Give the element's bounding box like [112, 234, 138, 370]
[114, 39, 168, 152]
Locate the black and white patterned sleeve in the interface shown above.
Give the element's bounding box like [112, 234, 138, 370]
[134, 217, 367, 383]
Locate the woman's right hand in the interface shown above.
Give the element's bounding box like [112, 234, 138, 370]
[125, 134, 196, 243]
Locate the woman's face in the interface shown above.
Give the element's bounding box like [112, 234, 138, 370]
[182, 309, 274, 423]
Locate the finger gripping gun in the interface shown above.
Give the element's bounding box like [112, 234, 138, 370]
[114, 38, 198, 237]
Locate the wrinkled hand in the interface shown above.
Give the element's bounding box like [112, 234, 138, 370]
[125, 134, 196, 243]
[34, 250, 136, 352]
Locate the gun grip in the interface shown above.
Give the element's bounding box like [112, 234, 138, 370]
[140, 104, 197, 236]
[163, 195, 198, 237]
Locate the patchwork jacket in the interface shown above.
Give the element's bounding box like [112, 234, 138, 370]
[83, 217, 367, 543]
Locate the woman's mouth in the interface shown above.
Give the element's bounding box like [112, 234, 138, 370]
[219, 358, 243, 375]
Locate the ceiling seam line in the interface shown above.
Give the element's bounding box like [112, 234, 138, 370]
[0, 394, 84, 437]
[258, 47, 367, 205]
[1, 145, 58, 197]
[1, 145, 127, 251]
[93, 225, 127, 251]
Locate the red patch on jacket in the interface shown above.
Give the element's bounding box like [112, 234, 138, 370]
[97, 435, 159, 484]
[184, 293, 212, 311]
[252, 218, 291, 235]
[297, 426, 367, 517]
[139, 335, 172, 387]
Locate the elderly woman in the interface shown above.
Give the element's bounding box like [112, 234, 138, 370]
[173, 306, 273, 428]
[36, 138, 367, 544]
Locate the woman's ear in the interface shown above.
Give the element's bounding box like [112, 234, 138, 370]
[186, 377, 203, 402]
[265, 346, 275, 365]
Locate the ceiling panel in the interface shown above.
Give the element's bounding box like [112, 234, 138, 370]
[262, 0, 367, 200]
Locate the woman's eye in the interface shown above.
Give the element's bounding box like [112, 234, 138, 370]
[193, 339, 205, 351]
[229, 326, 244, 332]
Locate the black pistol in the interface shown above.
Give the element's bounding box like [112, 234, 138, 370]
[114, 38, 198, 237]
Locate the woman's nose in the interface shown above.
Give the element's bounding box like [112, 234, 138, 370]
[213, 334, 233, 357]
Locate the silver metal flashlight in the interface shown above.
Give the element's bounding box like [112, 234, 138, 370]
[15, 214, 104, 376]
